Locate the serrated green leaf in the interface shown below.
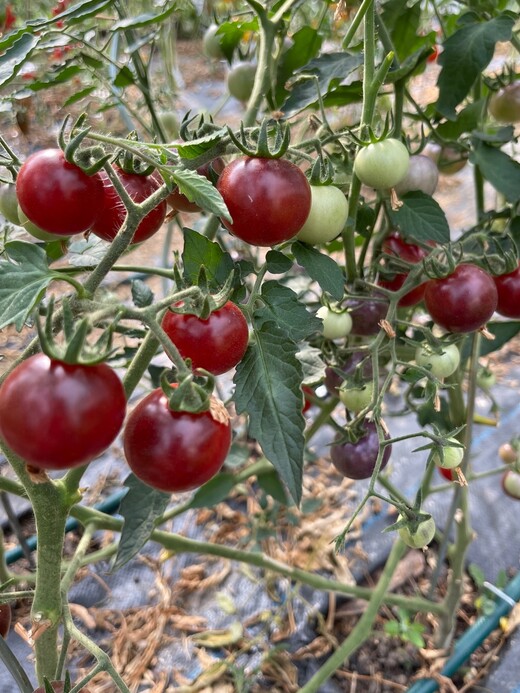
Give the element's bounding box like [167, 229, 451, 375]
[27, 64, 83, 92]
[281, 52, 363, 116]
[435, 100, 485, 140]
[436, 13, 515, 119]
[470, 139, 520, 203]
[296, 345, 326, 384]
[0, 241, 63, 330]
[182, 228, 235, 288]
[176, 129, 227, 159]
[48, 0, 112, 24]
[68, 235, 109, 266]
[233, 319, 305, 505]
[271, 25, 323, 107]
[111, 475, 170, 573]
[113, 65, 135, 88]
[292, 242, 344, 300]
[212, 19, 258, 63]
[111, 4, 177, 30]
[388, 192, 450, 244]
[171, 168, 230, 220]
[256, 281, 321, 341]
[0, 33, 40, 88]
[131, 279, 153, 307]
[189, 472, 235, 508]
[265, 249, 293, 274]
[63, 85, 96, 106]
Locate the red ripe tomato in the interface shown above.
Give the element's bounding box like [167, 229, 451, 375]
[379, 231, 431, 307]
[16, 149, 104, 235]
[0, 354, 126, 470]
[330, 421, 391, 480]
[493, 263, 520, 319]
[89, 167, 167, 244]
[167, 158, 225, 213]
[302, 385, 314, 413]
[123, 389, 231, 493]
[424, 264, 498, 333]
[161, 301, 249, 375]
[217, 156, 311, 246]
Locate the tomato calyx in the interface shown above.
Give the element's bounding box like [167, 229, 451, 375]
[168, 267, 236, 320]
[385, 490, 435, 549]
[307, 155, 334, 186]
[160, 370, 225, 419]
[58, 113, 111, 175]
[227, 118, 290, 159]
[115, 133, 157, 177]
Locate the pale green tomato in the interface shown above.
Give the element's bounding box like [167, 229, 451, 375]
[227, 63, 257, 102]
[398, 514, 436, 548]
[488, 82, 520, 124]
[295, 184, 348, 244]
[476, 368, 496, 392]
[353, 138, 410, 190]
[338, 381, 374, 412]
[317, 305, 352, 340]
[432, 438, 464, 469]
[18, 206, 66, 241]
[157, 111, 180, 139]
[0, 185, 20, 225]
[415, 343, 460, 379]
[394, 154, 439, 196]
[202, 24, 226, 60]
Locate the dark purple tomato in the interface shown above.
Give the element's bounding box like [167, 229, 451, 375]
[0, 354, 126, 470]
[345, 294, 389, 336]
[16, 149, 104, 235]
[89, 166, 167, 244]
[424, 263, 498, 333]
[217, 156, 311, 246]
[123, 389, 231, 493]
[167, 158, 225, 213]
[493, 263, 520, 319]
[330, 420, 392, 480]
[161, 301, 249, 375]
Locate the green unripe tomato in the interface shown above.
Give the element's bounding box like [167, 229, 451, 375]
[353, 138, 410, 190]
[18, 206, 67, 241]
[0, 184, 20, 224]
[317, 305, 353, 340]
[432, 438, 464, 469]
[476, 367, 496, 392]
[227, 63, 257, 102]
[338, 381, 374, 412]
[415, 343, 460, 379]
[157, 111, 180, 139]
[398, 514, 436, 548]
[295, 184, 348, 245]
[202, 24, 226, 60]
[488, 82, 520, 124]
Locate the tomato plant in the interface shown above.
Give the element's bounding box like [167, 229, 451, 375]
[325, 352, 374, 397]
[353, 138, 410, 190]
[89, 167, 167, 244]
[123, 389, 231, 493]
[424, 264, 498, 333]
[330, 421, 391, 480]
[488, 81, 520, 124]
[295, 184, 348, 244]
[317, 305, 352, 340]
[493, 263, 520, 319]
[415, 342, 460, 379]
[432, 438, 464, 469]
[338, 381, 374, 412]
[16, 149, 104, 235]
[217, 156, 311, 246]
[161, 301, 249, 375]
[0, 354, 126, 470]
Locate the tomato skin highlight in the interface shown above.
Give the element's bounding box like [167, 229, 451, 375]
[123, 389, 231, 493]
[161, 301, 249, 375]
[0, 354, 126, 470]
[89, 167, 167, 244]
[424, 264, 498, 333]
[330, 420, 391, 480]
[493, 264, 520, 319]
[16, 149, 104, 235]
[217, 156, 311, 246]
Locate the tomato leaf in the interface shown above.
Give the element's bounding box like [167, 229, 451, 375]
[265, 250, 293, 274]
[111, 4, 177, 30]
[270, 25, 323, 107]
[233, 318, 305, 505]
[176, 130, 228, 160]
[0, 241, 64, 330]
[292, 242, 344, 300]
[131, 279, 153, 308]
[257, 469, 290, 505]
[256, 281, 322, 341]
[0, 32, 40, 88]
[470, 139, 520, 203]
[435, 100, 484, 140]
[189, 472, 236, 508]
[111, 474, 170, 573]
[461, 321, 520, 360]
[388, 192, 450, 244]
[436, 12, 515, 120]
[182, 228, 235, 289]
[170, 168, 230, 220]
